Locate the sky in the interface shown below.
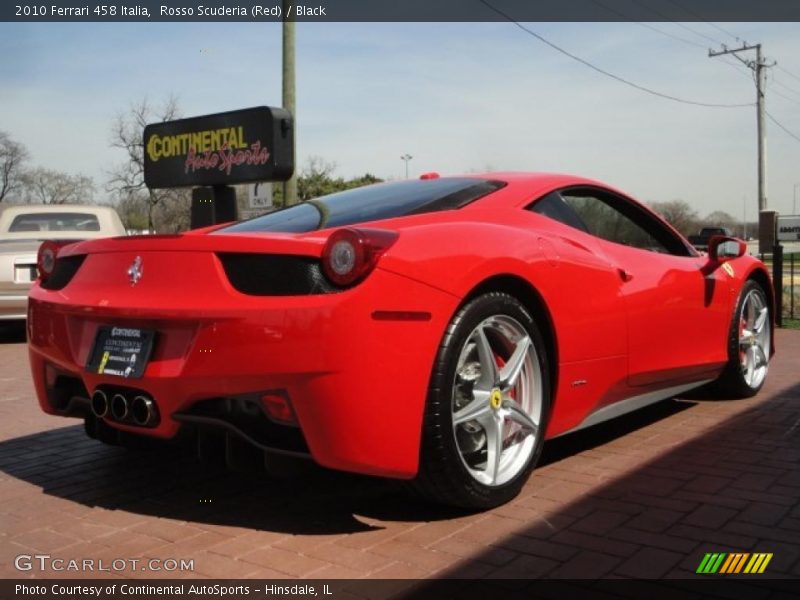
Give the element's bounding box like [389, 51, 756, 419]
[1, 20, 799, 219]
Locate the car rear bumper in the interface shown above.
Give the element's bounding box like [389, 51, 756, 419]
[0, 293, 28, 320]
[27, 268, 458, 478]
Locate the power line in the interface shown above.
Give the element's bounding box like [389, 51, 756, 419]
[606, 0, 800, 104]
[770, 89, 800, 106]
[663, 0, 744, 44]
[589, 0, 705, 48]
[766, 111, 800, 144]
[776, 65, 800, 85]
[633, 21, 706, 49]
[771, 72, 800, 99]
[628, 0, 723, 46]
[770, 87, 800, 108]
[478, 0, 754, 109]
[726, 58, 757, 82]
[763, 68, 800, 105]
[590, 0, 753, 84]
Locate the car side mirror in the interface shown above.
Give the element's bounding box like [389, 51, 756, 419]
[709, 235, 746, 262]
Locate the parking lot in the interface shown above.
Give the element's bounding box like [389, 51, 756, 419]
[1, 322, 798, 581]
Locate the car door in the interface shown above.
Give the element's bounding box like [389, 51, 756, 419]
[557, 187, 734, 390]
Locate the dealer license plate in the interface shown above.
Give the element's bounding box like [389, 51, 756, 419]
[86, 326, 155, 379]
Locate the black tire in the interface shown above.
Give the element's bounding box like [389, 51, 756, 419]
[712, 279, 771, 399]
[412, 292, 551, 509]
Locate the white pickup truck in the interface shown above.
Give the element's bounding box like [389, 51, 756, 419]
[0, 204, 126, 320]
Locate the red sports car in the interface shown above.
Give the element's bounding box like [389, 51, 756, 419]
[28, 173, 773, 508]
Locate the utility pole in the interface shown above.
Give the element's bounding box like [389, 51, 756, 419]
[742, 195, 747, 239]
[709, 43, 774, 252]
[282, 13, 298, 206]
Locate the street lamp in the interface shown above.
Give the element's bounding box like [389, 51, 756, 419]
[400, 154, 413, 179]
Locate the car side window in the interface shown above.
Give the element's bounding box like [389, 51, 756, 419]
[528, 191, 591, 234]
[561, 192, 668, 253]
[529, 187, 691, 256]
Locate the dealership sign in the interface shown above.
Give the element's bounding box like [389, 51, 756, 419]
[777, 215, 800, 242]
[143, 106, 294, 188]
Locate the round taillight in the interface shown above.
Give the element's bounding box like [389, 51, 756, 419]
[321, 228, 398, 287]
[322, 229, 366, 286]
[37, 241, 61, 280]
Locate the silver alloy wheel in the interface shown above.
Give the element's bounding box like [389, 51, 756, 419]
[451, 315, 543, 487]
[739, 288, 770, 389]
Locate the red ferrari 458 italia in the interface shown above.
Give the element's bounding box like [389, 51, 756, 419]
[28, 173, 773, 508]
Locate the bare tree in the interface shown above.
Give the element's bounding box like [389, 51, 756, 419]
[20, 167, 94, 204]
[0, 131, 30, 202]
[115, 192, 149, 231]
[154, 194, 191, 232]
[113, 190, 190, 232]
[703, 210, 738, 229]
[107, 96, 186, 231]
[649, 199, 700, 237]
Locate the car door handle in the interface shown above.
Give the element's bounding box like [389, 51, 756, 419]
[617, 268, 634, 282]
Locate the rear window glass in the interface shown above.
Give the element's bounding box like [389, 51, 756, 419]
[9, 213, 100, 232]
[217, 177, 505, 234]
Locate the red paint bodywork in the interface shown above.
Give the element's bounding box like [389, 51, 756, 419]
[27, 173, 772, 478]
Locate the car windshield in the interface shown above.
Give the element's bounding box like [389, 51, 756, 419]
[8, 212, 101, 232]
[216, 177, 505, 233]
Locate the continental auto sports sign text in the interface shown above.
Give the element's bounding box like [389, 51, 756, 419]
[143, 106, 294, 188]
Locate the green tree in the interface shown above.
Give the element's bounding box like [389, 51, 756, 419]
[297, 157, 343, 201]
[344, 173, 382, 190]
[272, 157, 382, 208]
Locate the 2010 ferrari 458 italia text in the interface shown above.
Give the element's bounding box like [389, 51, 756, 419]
[28, 173, 773, 508]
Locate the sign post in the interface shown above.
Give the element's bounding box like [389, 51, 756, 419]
[772, 214, 800, 328]
[143, 106, 294, 228]
[248, 182, 273, 210]
[777, 215, 800, 243]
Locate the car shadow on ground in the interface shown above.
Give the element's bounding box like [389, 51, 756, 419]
[0, 399, 697, 536]
[539, 399, 695, 467]
[426, 380, 800, 581]
[0, 321, 26, 344]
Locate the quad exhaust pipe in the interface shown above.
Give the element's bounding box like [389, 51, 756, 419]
[91, 390, 108, 418]
[111, 394, 129, 421]
[91, 389, 158, 427]
[131, 395, 156, 426]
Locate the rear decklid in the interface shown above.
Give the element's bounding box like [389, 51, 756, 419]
[33, 232, 336, 316]
[0, 239, 41, 294]
[57, 231, 327, 259]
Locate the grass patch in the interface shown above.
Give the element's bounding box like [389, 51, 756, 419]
[781, 317, 800, 330]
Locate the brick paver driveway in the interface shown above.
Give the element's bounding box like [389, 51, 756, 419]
[1, 322, 798, 579]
